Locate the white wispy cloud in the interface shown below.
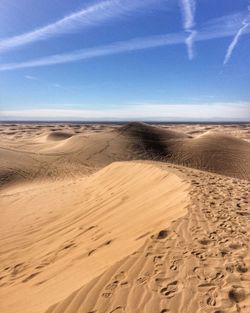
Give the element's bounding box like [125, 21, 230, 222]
[24, 75, 38, 80]
[0, 34, 186, 71]
[24, 75, 65, 89]
[0, 13, 249, 72]
[186, 30, 197, 60]
[224, 17, 250, 64]
[0, 102, 249, 121]
[180, 0, 196, 29]
[53, 83, 63, 88]
[180, 0, 197, 60]
[0, 0, 159, 53]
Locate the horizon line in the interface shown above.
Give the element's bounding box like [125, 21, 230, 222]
[1, 120, 249, 124]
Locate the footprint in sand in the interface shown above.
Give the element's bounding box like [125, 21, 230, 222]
[191, 248, 207, 261]
[200, 286, 220, 310]
[22, 272, 40, 283]
[105, 280, 119, 291]
[157, 230, 168, 240]
[114, 271, 126, 281]
[206, 295, 216, 306]
[228, 286, 246, 303]
[153, 255, 164, 264]
[198, 238, 211, 246]
[101, 292, 113, 299]
[120, 281, 129, 288]
[109, 306, 124, 313]
[10, 263, 26, 276]
[160, 281, 180, 298]
[136, 272, 150, 285]
[169, 259, 180, 271]
[107, 272, 129, 289]
[236, 263, 248, 273]
[210, 271, 224, 283]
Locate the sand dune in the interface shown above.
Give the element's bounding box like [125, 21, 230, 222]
[0, 122, 250, 313]
[45, 166, 250, 313]
[170, 131, 250, 180]
[0, 162, 189, 313]
[1, 123, 250, 189]
[119, 123, 250, 180]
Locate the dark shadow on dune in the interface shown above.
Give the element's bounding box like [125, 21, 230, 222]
[117, 122, 250, 180]
[118, 122, 189, 160]
[47, 132, 73, 141]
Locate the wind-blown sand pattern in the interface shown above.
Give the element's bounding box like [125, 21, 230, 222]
[0, 122, 250, 313]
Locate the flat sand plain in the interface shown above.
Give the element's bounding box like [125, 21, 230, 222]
[0, 122, 250, 313]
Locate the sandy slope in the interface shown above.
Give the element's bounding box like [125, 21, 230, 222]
[0, 162, 189, 313]
[46, 165, 250, 313]
[0, 122, 250, 313]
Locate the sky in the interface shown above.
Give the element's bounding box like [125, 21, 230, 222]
[0, 0, 250, 122]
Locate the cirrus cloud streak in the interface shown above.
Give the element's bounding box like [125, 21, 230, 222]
[0, 0, 160, 53]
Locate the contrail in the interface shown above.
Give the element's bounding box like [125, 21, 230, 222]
[180, 0, 197, 60]
[186, 30, 197, 60]
[1, 14, 250, 72]
[0, 0, 157, 53]
[0, 34, 186, 71]
[224, 18, 250, 64]
[181, 0, 196, 29]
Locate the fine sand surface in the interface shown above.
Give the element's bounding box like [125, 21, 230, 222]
[0, 122, 250, 313]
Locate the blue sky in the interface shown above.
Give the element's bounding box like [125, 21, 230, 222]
[0, 0, 249, 121]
